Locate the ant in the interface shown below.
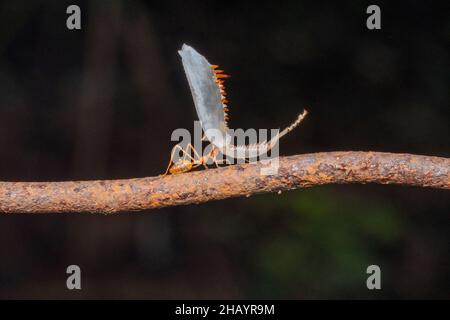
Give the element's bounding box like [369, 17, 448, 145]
[163, 143, 230, 175]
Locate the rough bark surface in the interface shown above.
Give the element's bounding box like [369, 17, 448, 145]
[0, 151, 448, 214]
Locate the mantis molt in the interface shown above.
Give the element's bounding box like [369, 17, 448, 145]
[164, 44, 308, 175]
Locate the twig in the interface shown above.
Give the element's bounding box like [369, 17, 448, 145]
[0, 151, 448, 214]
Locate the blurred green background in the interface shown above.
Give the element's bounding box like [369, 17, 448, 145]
[0, 1, 448, 298]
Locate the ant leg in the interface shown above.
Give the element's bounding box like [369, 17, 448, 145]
[163, 145, 179, 176]
[205, 146, 219, 168]
[177, 144, 196, 162]
[185, 143, 201, 161]
[199, 147, 219, 169]
[163, 144, 195, 175]
[206, 147, 233, 168]
[209, 151, 228, 168]
[186, 143, 209, 169]
[191, 163, 203, 169]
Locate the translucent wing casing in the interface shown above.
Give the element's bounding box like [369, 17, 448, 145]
[178, 44, 308, 158]
[178, 44, 230, 148]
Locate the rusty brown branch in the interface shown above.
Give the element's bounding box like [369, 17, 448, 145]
[0, 151, 448, 214]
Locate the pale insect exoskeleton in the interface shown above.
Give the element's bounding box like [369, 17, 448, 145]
[163, 142, 227, 175]
[164, 44, 308, 175]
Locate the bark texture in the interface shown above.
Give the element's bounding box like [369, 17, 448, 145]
[0, 151, 448, 214]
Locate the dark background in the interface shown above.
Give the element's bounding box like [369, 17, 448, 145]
[0, 0, 448, 298]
